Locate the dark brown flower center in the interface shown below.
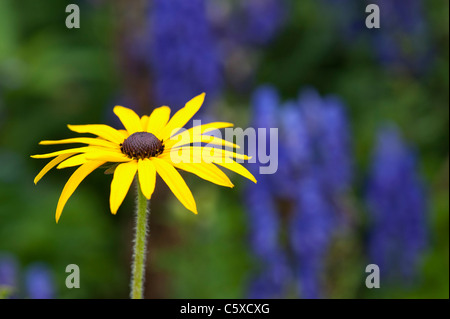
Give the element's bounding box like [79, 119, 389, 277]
[120, 132, 164, 159]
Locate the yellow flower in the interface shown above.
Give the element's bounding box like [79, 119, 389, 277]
[32, 93, 256, 222]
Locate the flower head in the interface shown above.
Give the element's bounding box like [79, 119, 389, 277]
[32, 93, 256, 222]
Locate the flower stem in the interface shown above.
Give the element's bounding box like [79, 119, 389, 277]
[130, 180, 150, 299]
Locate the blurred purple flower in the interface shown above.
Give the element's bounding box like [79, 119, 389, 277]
[250, 86, 298, 198]
[248, 252, 290, 299]
[123, 0, 285, 114]
[246, 85, 352, 298]
[235, 0, 286, 46]
[245, 175, 280, 261]
[290, 173, 336, 298]
[149, 0, 223, 110]
[25, 263, 55, 299]
[0, 254, 18, 291]
[245, 86, 288, 298]
[322, 0, 432, 74]
[298, 89, 353, 192]
[1, 254, 56, 299]
[275, 100, 312, 199]
[245, 174, 291, 298]
[320, 0, 364, 41]
[251, 85, 279, 130]
[279, 101, 312, 172]
[366, 126, 427, 282]
[372, 0, 431, 73]
[371, 0, 432, 74]
[319, 97, 353, 192]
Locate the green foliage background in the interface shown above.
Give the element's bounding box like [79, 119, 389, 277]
[0, 0, 448, 298]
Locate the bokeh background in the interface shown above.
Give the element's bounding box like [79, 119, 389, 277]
[0, 0, 448, 299]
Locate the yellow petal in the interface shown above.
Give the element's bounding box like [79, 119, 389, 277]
[56, 161, 105, 223]
[211, 158, 257, 184]
[151, 157, 197, 214]
[33, 153, 74, 184]
[160, 147, 254, 183]
[57, 154, 87, 169]
[68, 124, 125, 144]
[85, 150, 132, 163]
[138, 159, 156, 199]
[162, 146, 249, 161]
[147, 106, 171, 138]
[118, 129, 130, 139]
[40, 137, 119, 149]
[110, 161, 138, 215]
[141, 115, 149, 132]
[159, 147, 201, 164]
[31, 146, 95, 159]
[172, 162, 234, 188]
[202, 146, 250, 160]
[178, 122, 234, 136]
[160, 93, 205, 140]
[114, 106, 143, 134]
[166, 134, 240, 150]
[166, 122, 234, 148]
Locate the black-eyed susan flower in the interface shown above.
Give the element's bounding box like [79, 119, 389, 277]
[32, 93, 256, 223]
[32, 93, 256, 299]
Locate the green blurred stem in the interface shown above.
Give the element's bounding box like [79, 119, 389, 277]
[130, 180, 150, 299]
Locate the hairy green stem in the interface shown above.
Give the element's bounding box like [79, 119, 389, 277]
[130, 180, 150, 299]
